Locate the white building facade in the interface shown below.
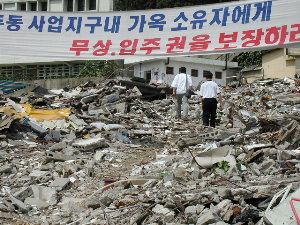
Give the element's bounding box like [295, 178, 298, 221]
[0, 0, 113, 80]
[126, 57, 238, 87]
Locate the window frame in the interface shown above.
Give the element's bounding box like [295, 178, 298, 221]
[191, 69, 198, 77]
[77, 0, 85, 11]
[203, 70, 212, 78]
[166, 66, 174, 75]
[215, 71, 222, 79]
[89, 0, 96, 10]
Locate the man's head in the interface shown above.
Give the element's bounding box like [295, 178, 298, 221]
[179, 67, 186, 74]
[204, 72, 213, 80]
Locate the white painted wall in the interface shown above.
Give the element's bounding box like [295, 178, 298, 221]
[133, 59, 227, 86]
[296, 57, 300, 75]
[99, 0, 113, 11]
[49, 0, 63, 12]
[133, 60, 165, 80]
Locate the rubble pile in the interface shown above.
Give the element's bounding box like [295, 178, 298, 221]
[0, 78, 299, 224]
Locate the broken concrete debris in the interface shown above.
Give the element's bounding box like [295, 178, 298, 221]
[0, 78, 299, 224]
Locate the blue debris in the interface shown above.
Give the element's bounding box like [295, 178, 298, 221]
[0, 80, 33, 94]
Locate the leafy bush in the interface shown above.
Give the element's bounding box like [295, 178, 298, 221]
[211, 161, 230, 173]
[79, 60, 119, 78]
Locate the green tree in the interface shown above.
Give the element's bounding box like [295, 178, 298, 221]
[79, 60, 119, 78]
[233, 51, 265, 67]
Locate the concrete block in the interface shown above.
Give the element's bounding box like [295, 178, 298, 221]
[22, 118, 47, 134]
[249, 163, 261, 176]
[24, 198, 49, 209]
[49, 142, 67, 151]
[6, 195, 29, 212]
[84, 196, 113, 209]
[217, 187, 231, 199]
[81, 94, 99, 104]
[29, 170, 49, 177]
[69, 115, 87, 127]
[29, 170, 53, 183]
[260, 159, 276, 172]
[102, 93, 120, 105]
[185, 205, 197, 215]
[13, 187, 33, 202]
[90, 122, 106, 130]
[210, 222, 229, 225]
[94, 151, 106, 161]
[46, 151, 76, 162]
[65, 132, 76, 141]
[152, 204, 175, 222]
[152, 204, 171, 214]
[163, 174, 174, 183]
[130, 86, 142, 97]
[31, 185, 57, 205]
[103, 124, 125, 131]
[185, 204, 205, 224]
[51, 130, 61, 142]
[60, 197, 86, 213]
[216, 200, 233, 221]
[115, 102, 127, 113]
[50, 178, 71, 191]
[196, 209, 221, 225]
[0, 165, 13, 173]
[73, 137, 108, 151]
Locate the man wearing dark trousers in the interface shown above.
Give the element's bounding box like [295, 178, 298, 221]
[199, 72, 222, 127]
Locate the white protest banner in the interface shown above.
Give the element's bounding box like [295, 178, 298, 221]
[0, 0, 300, 60]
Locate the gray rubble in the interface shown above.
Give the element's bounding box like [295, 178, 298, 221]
[0, 78, 299, 224]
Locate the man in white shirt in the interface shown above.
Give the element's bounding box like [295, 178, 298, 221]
[199, 72, 223, 127]
[171, 67, 193, 119]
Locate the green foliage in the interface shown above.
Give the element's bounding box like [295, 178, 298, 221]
[79, 60, 119, 78]
[115, 0, 236, 10]
[211, 161, 230, 173]
[233, 51, 265, 67]
[159, 172, 172, 178]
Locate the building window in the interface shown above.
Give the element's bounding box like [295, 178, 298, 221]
[145, 70, 151, 81]
[89, 0, 96, 10]
[191, 69, 198, 77]
[19, 3, 26, 10]
[166, 67, 174, 75]
[0, 4, 2, 10]
[215, 71, 222, 79]
[41, 2, 47, 11]
[4, 3, 15, 10]
[78, 0, 85, 11]
[203, 70, 212, 78]
[30, 2, 37, 11]
[67, 0, 73, 11]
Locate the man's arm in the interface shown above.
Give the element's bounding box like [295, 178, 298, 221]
[173, 87, 177, 96]
[188, 75, 193, 90]
[171, 75, 178, 96]
[199, 84, 204, 102]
